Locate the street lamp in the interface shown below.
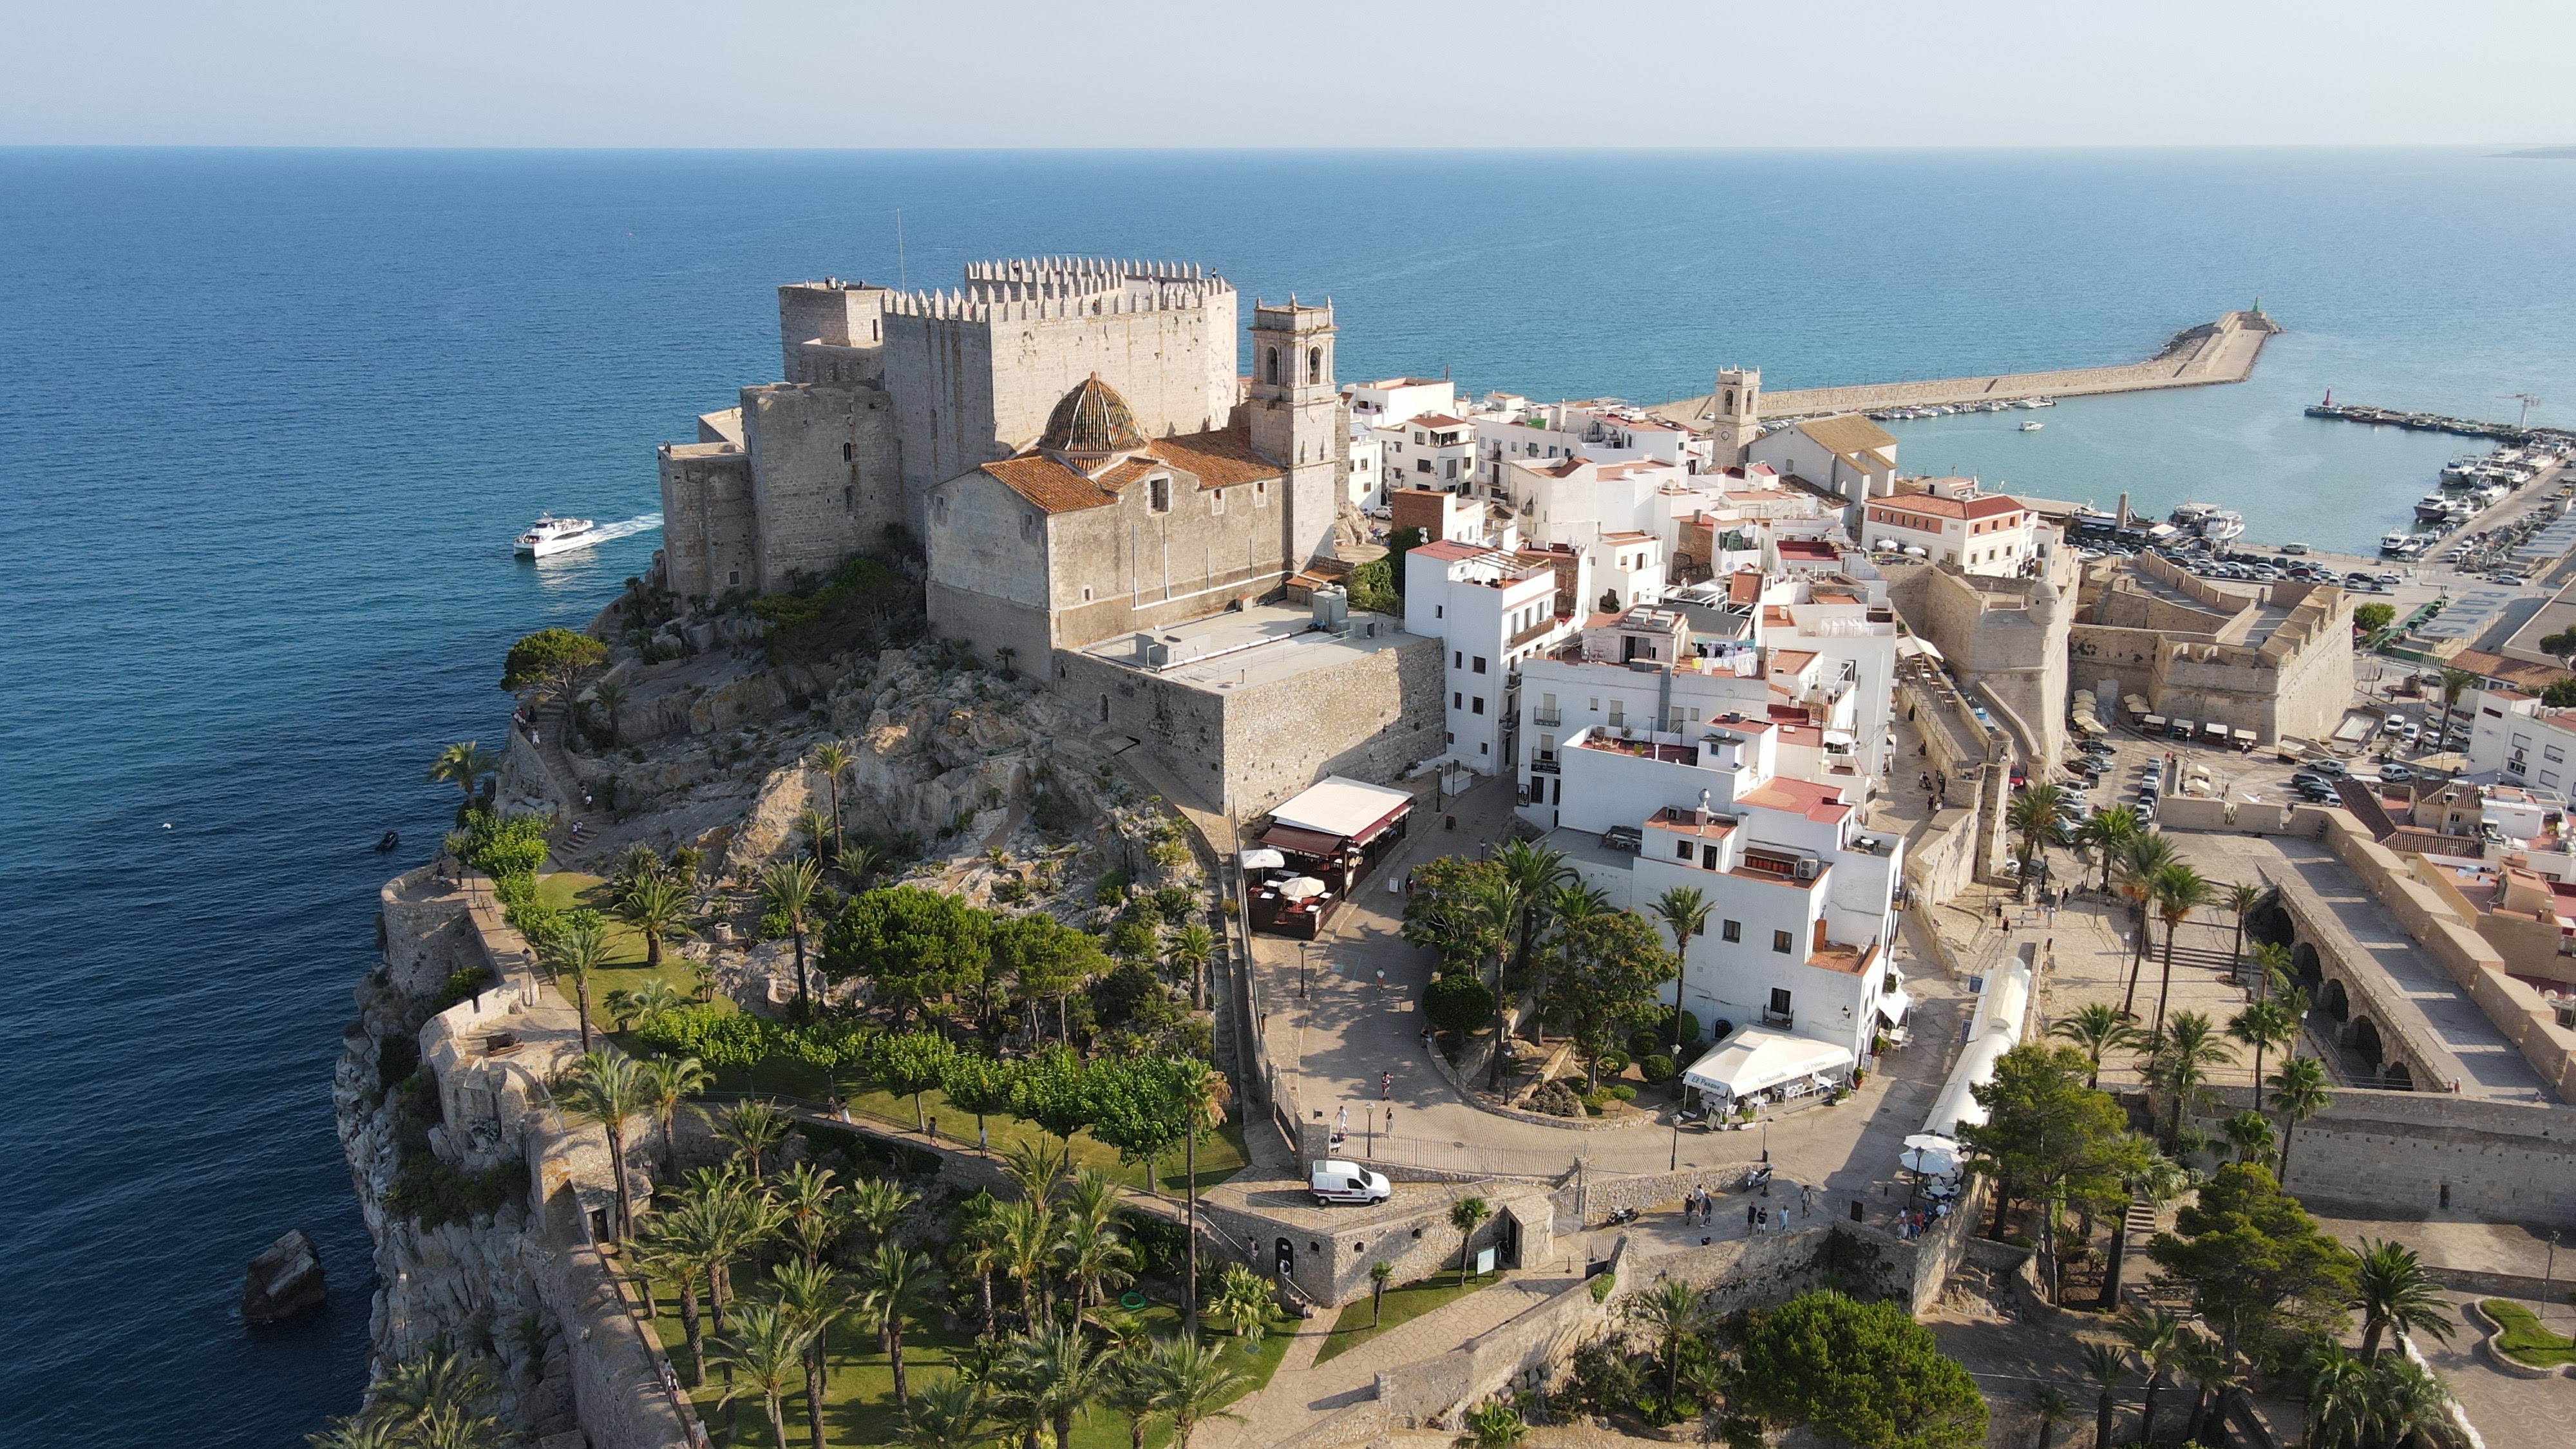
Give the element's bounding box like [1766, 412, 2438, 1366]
[1300, 941, 1310, 1000]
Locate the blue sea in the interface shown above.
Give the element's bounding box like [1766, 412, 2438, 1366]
[4, 147, 2575, 1444]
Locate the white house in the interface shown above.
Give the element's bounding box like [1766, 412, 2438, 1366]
[1382, 413, 1480, 495]
[1345, 425, 1387, 509]
[1405, 539, 1566, 772]
[1862, 481, 2036, 574]
[1342, 377, 1455, 430]
[2465, 688, 2576, 795]
[1748, 415, 1899, 511]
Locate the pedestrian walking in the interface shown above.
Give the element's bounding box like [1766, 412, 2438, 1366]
[1385, 1105, 1394, 1135]
[1336, 1105, 1349, 1139]
[1801, 1186, 1815, 1218]
[1375, 966, 1387, 990]
[1381, 1072, 1393, 1101]
[1747, 1202, 1757, 1229]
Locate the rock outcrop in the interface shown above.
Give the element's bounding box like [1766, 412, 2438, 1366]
[241, 1229, 328, 1324]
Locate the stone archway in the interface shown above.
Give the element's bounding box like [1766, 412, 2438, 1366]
[2321, 977, 2349, 1022]
[2382, 1061, 2414, 1091]
[2292, 942, 2322, 990]
[2246, 895, 2295, 950]
[2352, 1017, 2384, 1069]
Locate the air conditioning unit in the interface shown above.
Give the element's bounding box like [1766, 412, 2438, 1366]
[1794, 858, 1820, 881]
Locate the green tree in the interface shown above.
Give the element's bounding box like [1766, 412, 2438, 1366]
[1424, 972, 1497, 1042]
[2436, 667, 2479, 746]
[710, 1299, 816, 1449]
[549, 914, 612, 1053]
[1624, 1277, 1712, 1418]
[2007, 784, 2069, 896]
[2146, 860, 2214, 1034]
[2048, 1002, 2137, 1090]
[826, 884, 992, 1025]
[1166, 922, 1215, 1010]
[2139, 1010, 2235, 1151]
[1369, 1261, 1394, 1327]
[1540, 910, 1679, 1089]
[2544, 678, 2576, 709]
[2220, 1109, 2276, 1164]
[2079, 1339, 2130, 1449]
[617, 871, 689, 972]
[1955, 1044, 2150, 1298]
[1732, 1291, 1986, 1449]
[1398, 855, 1508, 969]
[2222, 881, 2267, 985]
[2268, 1054, 2333, 1180]
[2353, 602, 2396, 634]
[940, 1052, 1021, 1150]
[855, 1239, 948, 1412]
[2228, 999, 2299, 1112]
[1450, 1196, 1493, 1287]
[768, 1257, 850, 1449]
[2146, 1162, 2359, 1356]
[988, 911, 1104, 1043]
[1009, 1044, 1097, 1142]
[808, 741, 853, 864]
[1459, 1401, 1530, 1449]
[1088, 1056, 1189, 1194]
[871, 1030, 960, 1132]
[760, 858, 824, 1019]
[638, 1053, 712, 1182]
[2349, 1236, 2456, 1359]
[501, 626, 608, 693]
[425, 742, 501, 811]
[553, 1050, 647, 1240]
[1150, 1334, 1249, 1449]
[1649, 886, 1714, 1057]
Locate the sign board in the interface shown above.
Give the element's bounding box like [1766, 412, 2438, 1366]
[1475, 1245, 1496, 1276]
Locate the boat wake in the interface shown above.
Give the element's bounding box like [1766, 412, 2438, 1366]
[585, 511, 662, 544]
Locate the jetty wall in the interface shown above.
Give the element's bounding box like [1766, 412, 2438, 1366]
[1652, 310, 2279, 426]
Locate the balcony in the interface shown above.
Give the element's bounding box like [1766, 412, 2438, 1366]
[1532, 708, 1563, 727]
[1529, 755, 1560, 775]
[1762, 1007, 1795, 1029]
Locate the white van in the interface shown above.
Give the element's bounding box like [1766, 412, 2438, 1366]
[1309, 1160, 1392, 1205]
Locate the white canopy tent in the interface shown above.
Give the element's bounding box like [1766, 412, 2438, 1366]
[1680, 1027, 1855, 1105]
[1267, 775, 1416, 842]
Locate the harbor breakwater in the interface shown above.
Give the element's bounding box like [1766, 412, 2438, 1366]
[1651, 309, 2280, 424]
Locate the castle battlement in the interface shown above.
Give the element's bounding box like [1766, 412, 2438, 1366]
[870, 256, 1234, 322]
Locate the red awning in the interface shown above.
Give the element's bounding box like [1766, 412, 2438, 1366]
[1261, 824, 1348, 859]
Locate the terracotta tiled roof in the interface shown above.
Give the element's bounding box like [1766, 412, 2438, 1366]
[1795, 413, 1898, 462]
[1410, 540, 1486, 563]
[1769, 649, 1819, 676]
[1146, 426, 1281, 489]
[1039, 374, 1144, 456]
[1741, 776, 1852, 824]
[981, 453, 1117, 515]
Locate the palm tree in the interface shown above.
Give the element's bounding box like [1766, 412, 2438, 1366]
[605, 980, 689, 1033]
[550, 917, 612, 1053]
[2117, 1307, 2184, 1449]
[810, 742, 854, 864]
[1450, 1196, 1493, 1287]
[2146, 861, 2213, 1034]
[2297, 1343, 2378, 1449]
[842, 841, 886, 893]
[2222, 882, 2266, 986]
[761, 858, 824, 1018]
[712, 1300, 817, 1449]
[2139, 1010, 2235, 1151]
[617, 872, 689, 972]
[769, 1258, 851, 1449]
[2351, 1237, 2456, 1358]
[1473, 876, 1528, 1090]
[714, 1097, 794, 1180]
[2436, 667, 2479, 746]
[2007, 784, 2069, 897]
[1166, 922, 1215, 1010]
[2228, 1000, 2298, 1112]
[637, 1198, 723, 1385]
[1055, 1205, 1136, 1312]
[2080, 1339, 2130, 1449]
[773, 1160, 844, 1267]
[1150, 1334, 1248, 1449]
[2250, 939, 2295, 1005]
[1003, 1321, 1107, 1449]
[2050, 1003, 2137, 1090]
[951, 1193, 1009, 1338]
[2363, 1354, 2470, 1449]
[406, 1403, 506, 1449]
[2269, 1054, 2333, 1181]
[857, 1240, 948, 1411]
[307, 1415, 402, 1448]
[1001, 1139, 1071, 1212]
[850, 1175, 920, 1253]
[996, 1198, 1057, 1331]
[2115, 833, 2179, 1017]
[2220, 1110, 2275, 1164]
[1369, 1260, 1394, 1327]
[638, 1053, 712, 1182]
[1494, 839, 1576, 1046]
[589, 682, 627, 746]
[1206, 1263, 1278, 1348]
[1650, 885, 1714, 1057]
[2078, 806, 2141, 896]
[1103, 1344, 1164, 1449]
[2025, 1384, 2076, 1449]
[898, 1376, 992, 1449]
[2172, 1329, 2235, 1445]
[368, 1349, 497, 1435]
[425, 742, 500, 811]
[1177, 1059, 1231, 1336]
[1625, 1276, 1712, 1417]
[554, 1050, 648, 1240]
[694, 1168, 787, 1331]
[1459, 1401, 1530, 1449]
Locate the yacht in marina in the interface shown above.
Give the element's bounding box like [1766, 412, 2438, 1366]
[514, 514, 605, 558]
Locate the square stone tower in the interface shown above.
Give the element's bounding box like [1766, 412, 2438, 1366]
[1248, 298, 1343, 567]
[1707, 366, 1761, 463]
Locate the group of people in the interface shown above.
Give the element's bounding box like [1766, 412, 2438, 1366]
[1676, 1182, 1822, 1232]
[1895, 1200, 1951, 1240]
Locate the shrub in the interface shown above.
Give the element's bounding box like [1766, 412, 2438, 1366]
[1640, 1054, 1677, 1084]
[387, 1156, 524, 1229]
[501, 627, 607, 692]
[1587, 1272, 1616, 1304]
[1526, 1080, 1583, 1117]
[1425, 972, 1496, 1039]
[632, 1005, 775, 1069]
[464, 811, 553, 882]
[2353, 602, 2396, 634]
[1596, 1049, 1630, 1075]
[750, 552, 922, 664]
[435, 964, 498, 1010]
[1568, 1338, 1644, 1415]
[1604, 1083, 1637, 1102]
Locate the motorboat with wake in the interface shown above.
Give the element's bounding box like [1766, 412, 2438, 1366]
[515, 514, 606, 558]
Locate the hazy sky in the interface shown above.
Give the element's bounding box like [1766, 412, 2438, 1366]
[5, 0, 2572, 149]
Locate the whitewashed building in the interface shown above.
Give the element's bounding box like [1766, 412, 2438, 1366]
[1748, 415, 1899, 511]
[1403, 539, 1567, 773]
[1862, 480, 2036, 575]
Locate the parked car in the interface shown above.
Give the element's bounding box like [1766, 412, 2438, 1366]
[1309, 1160, 1392, 1205]
[2379, 763, 2414, 784]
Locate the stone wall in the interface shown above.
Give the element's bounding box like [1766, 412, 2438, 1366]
[741, 383, 901, 592]
[657, 444, 756, 601]
[2280, 1089, 2576, 1226]
[1221, 630, 1444, 815]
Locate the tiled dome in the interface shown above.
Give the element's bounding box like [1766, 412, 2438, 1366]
[1040, 373, 1144, 457]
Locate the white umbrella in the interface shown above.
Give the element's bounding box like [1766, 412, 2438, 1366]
[1238, 848, 1286, 871]
[1277, 876, 1327, 900]
[1900, 1133, 1962, 1178]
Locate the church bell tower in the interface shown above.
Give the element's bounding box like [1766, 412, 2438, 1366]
[1249, 298, 1341, 567]
[1707, 365, 1761, 464]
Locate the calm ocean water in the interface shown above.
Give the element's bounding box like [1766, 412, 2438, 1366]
[4, 147, 2575, 1444]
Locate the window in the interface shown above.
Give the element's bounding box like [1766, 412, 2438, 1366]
[727, 569, 739, 586]
[1678, 840, 1693, 860]
[1607, 701, 1624, 726]
[842, 442, 855, 462]
[1445, 732, 1455, 746]
[2546, 745, 2564, 764]
[1435, 605, 1444, 618]
[1453, 692, 1463, 708]
[1256, 479, 1268, 506]
[1308, 346, 1321, 384]
[1417, 459, 1432, 474]
[933, 495, 949, 525]
[1019, 512, 1035, 542]
[1721, 920, 1741, 943]
[1479, 741, 1488, 755]
[1471, 697, 1484, 715]
[1538, 733, 1555, 759]
[1771, 930, 1792, 954]
[1454, 651, 1463, 668]
[1472, 656, 1487, 674]
[1149, 477, 1170, 513]
[1211, 488, 1225, 515]
[1769, 987, 1793, 1014]
[1265, 348, 1280, 385]
[1082, 585, 1093, 602]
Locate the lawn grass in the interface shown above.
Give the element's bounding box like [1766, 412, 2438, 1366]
[1309, 1269, 1497, 1366]
[2479, 1299, 2576, 1367]
[638, 1272, 1288, 1449]
[536, 870, 714, 1014]
[774, 1075, 1253, 1197]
